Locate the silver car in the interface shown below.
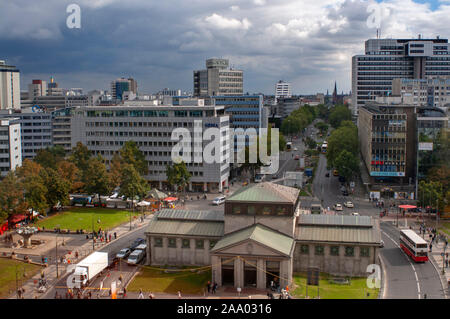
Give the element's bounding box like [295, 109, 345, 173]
[116, 248, 131, 259]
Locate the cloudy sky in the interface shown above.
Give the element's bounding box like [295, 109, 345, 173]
[1, 0, 449, 95]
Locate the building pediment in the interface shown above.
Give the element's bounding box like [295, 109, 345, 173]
[212, 238, 289, 258]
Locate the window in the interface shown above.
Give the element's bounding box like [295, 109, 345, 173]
[360, 247, 370, 257]
[182, 239, 190, 248]
[300, 245, 309, 254]
[168, 238, 177, 248]
[277, 207, 287, 215]
[330, 246, 340, 256]
[154, 238, 163, 247]
[345, 246, 355, 257]
[262, 206, 271, 215]
[196, 240, 204, 249]
[232, 205, 241, 214]
[210, 240, 217, 249]
[315, 245, 324, 255]
[247, 205, 255, 215]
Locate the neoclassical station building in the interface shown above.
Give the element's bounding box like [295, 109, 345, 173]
[145, 182, 381, 290]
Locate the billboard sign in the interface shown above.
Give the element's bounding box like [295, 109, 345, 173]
[418, 142, 433, 151]
[370, 171, 405, 177]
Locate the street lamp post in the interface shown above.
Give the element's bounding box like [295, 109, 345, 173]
[442, 245, 447, 274]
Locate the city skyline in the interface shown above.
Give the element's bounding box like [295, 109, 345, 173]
[1, 0, 449, 95]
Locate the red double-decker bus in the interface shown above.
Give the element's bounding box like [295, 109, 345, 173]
[400, 229, 428, 262]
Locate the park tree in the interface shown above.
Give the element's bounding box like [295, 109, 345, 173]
[41, 168, 71, 210]
[0, 171, 28, 223]
[119, 141, 148, 175]
[166, 161, 191, 194]
[84, 156, 112, 204]
[418, 180, 445, 212]
[316, 104, 330, 120]
[109, 153, 123, 190]
[280, 116, 304, 135]
[119, 164, 150, 201]
[16, 159, 48, 215]
[34, 145, 65, 169]
[334, 150, 360, 181]
[329, 105, 352, 128]
[70, 142, 91, 173]
[57, 160, 84, 193]
[314, 121, 329, 135]
[326, 125, 359, 167]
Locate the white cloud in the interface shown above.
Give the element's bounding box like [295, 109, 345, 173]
[230, 5, 240, 11]
[253, 0, 266, 5]
[204, 13, 251, 30]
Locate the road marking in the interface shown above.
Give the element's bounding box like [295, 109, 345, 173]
[381, 228, 422, 299]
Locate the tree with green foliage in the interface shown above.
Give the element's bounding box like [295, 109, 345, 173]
[119, 164, 150, 202]
[315, 121, 329, 135]
[0, 171, 28, 223]
[119, 141, 148, 175]
[166, 161, 191, 194]
[418, 180, 445, 211]
[329, 105, 352, 128]
[280, 116, 304, 135]
[70, 142, 91, 173]
[316, 104, 330, 120]
[84, 156, 113, 204]
[40, 168, 71, 210]
[16, 159, 48, 215]
[334, 150, 360, 181]
[326, 123, 359, 167]
[34, 145, 65, 169]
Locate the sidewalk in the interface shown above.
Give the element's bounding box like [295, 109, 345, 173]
[8, 215, 151, 299]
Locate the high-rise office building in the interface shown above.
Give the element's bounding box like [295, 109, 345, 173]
[28, 79, 47, 100]
[111, 77, 137, 101]
[194, 58, 243, 96]
[275, 80, 292, 99]
[0, 60, 21, 110]
[0, 117, 22, 177]
[352, 36, 450, 115]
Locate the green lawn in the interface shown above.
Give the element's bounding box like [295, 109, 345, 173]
[0, 258, 42, 298]
[34, 207, 140, 232]
[127, 266, 211, 295]
[438, 220, 450, 237]
[292, 272, 379, 299]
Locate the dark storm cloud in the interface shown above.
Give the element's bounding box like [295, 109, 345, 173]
[0, 0, 448, 94]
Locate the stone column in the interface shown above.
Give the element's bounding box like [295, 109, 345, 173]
[257, 259, 266, 289]
[162, 237, 168, 264]
[159, 181, 162, 190]
[211, 255, 222, 287]
[203, 182, 207, 192]
[234, 257, 243, 289]
[219, 181, 223, 193]
[190, 239, 196, 265]
[189, 182, 193, 192]
[176, 238, 182, 265]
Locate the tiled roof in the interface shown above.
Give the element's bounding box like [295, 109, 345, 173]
[227, 182, 299, 204]
[145, 219, 224, 237]
[156, 209, 224, 222]
[211, 224, 294, 256]
[298, 215, 373, 227]
[296, 218, 381, 244]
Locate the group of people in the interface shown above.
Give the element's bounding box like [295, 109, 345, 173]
[88, 230, 117, 243]
[206, 281, 218, 294]
[138, 289, 155, 299]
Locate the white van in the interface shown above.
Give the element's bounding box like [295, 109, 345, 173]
[127, 249, 146, 265]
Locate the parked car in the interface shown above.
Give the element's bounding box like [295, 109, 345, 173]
[334, 204, 343, 211]
[380, 240, 385, 248]
[342, 190, 349, 196]
[294, 155, 300, 160]
[325, 172, 330, 177]
[338, 176, 346, 183]
[293, 147, 298, 151]
[130, 238, 146, 250]
[351, 212, 360, 216]
[344, 201, 354, 208]
[127, 249, 146, 265]
[254, 174, 265, 183]
[212, 196, 226, 205]
[116, 248, 131, 259]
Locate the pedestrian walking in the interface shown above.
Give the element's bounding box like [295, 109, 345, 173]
[178, 291, 182, 299]
[149, 292, 154, 299]
[109, 234, 112, 242]
[123, 287, 127, 298]
[206, 281, 211, 293]
[213, 282, 218, 294]
[114, 232, 117, 239]
[138, 289, 144, 299]
[445, 258, 448, 268]
[429, 243, 433, 252]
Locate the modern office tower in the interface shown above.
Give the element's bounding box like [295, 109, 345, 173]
[111, 77, 137, 101]
[0, 117, 22, 177]
[416, 107, 448, 182]
[275, 80, 292, 99]
[71, 104, 231, 192]
[51, 107, 74, 154]
[0, 109, 52, 160]
[28, 80, 47, 100]
[358, 104, 418, 195]
[0, 60, 21, 110]
[352, 36, 450, 115]
[193, 58, 243, 96]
